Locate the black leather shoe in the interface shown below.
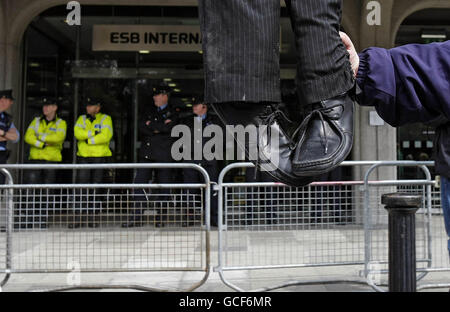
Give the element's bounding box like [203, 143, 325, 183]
[155, 221, 166, 228]
[87, 215, 100, 228]
[121, 221, 142, 228]
[211, 102, 314, 187]
[182, 220, 195, 227]
[292, 93, 354, 177]
[154, 214, 167, 228]
[68, 223, 81, 229]
[121, 217, 142, 228]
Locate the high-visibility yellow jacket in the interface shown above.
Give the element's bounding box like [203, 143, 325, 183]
[74, 113, 113, 157]
[25, 116, 67, 162]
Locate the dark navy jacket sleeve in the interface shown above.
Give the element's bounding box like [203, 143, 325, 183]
[356, 41, 450, 127]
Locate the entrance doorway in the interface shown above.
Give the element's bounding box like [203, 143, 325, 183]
[20, 5, 206, 183]
[19, 4, 315, 183]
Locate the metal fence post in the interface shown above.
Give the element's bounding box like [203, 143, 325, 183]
[0, 168, 13, 288]
[0, 163, 212, 292]
[382, 193, 421, 292]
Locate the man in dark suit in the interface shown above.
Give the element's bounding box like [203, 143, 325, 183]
[0, 89, 20, 233]
[182, 95, 221, 227]
[0, 89, 20, 184]
[198, 0, 356, 187]
[122, 84, 179, 228]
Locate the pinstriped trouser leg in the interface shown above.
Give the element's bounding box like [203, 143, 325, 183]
[199, 0, 281, 104]
[285, 0, 355, 104]
[199, 0, 355, 106]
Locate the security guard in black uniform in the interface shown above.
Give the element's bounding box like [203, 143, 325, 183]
[0, 90, 20, 184]
[182, 95, 221, 226]
[122, 84, 179, 228]
[0, 90, 20, 233]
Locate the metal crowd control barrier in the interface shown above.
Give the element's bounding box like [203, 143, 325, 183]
[215, 161, 450, 292]
[362, 161, 432, 292]
[0, 163, 210, 292]
[1, 161, 449, 292]
[363, 162, 450, 292]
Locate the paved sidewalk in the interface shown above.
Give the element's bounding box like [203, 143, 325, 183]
[1, 226, 449, 292]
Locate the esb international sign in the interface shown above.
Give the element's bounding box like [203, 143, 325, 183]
[92, 25, 202, 52]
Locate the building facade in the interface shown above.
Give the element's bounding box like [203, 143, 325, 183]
[0, 0, 449, 182]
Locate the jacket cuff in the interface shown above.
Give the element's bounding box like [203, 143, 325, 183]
[34, 140, 45, 149]
[38, 134, 48, 142]
[87, 130, 95, 139]
[356, 51, 369, 89]
[87, 137, 95, 145]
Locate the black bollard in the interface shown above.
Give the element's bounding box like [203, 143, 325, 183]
[382, 193, 422, 292]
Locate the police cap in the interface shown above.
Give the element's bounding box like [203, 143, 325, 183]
[152, 85, 172, 96]
[85, 97, 103, 106]
[39, 96, 58, 107]
[0, 89, 14, 100]
[191, 94, 205, 106]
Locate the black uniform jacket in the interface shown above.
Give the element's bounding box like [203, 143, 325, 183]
[0, 112, 12, 152]
[183, 112, 222, 165]
[139, 104, 179, 162]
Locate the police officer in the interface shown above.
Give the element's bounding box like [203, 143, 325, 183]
[0, 90, 20, 183]
[71, 97, 113, 228]
[182, 95, 221, 227]
[20, 97, 67, 229]
[0, 89, 19, 233]
[122, 84, 179, 228]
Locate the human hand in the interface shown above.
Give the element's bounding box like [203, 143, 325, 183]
[0, 129, 5, 136]
[146, 120, 151, 126]
[164, 119, 172, 125]
[340, 31, 359, 77]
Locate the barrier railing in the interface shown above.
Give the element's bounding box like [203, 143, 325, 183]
[215, 161, 449, 292]
[1, 161, 448, 292]
[362, 161, 432, 291]
[0, 163, 211, 292]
